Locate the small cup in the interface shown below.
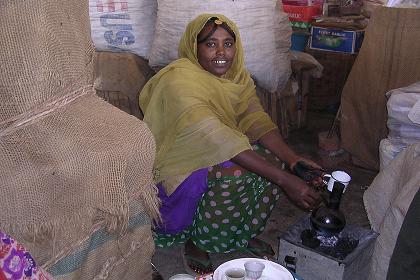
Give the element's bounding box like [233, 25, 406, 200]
[244, 260, 265, 280]
[225, 268, 246, 280]
[323, 170, 351, 192]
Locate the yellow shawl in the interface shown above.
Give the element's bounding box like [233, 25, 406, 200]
[140, 14, 277, 194]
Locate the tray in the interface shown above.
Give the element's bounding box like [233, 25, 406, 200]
[213, 258, 293, 280]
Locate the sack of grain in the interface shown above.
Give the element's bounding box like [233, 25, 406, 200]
[89, 0, 157, 58]
[1, 1, 159, 278]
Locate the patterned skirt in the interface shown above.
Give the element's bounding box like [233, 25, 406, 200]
[154, 144, 283, 253]
[0, 231, 53, 280]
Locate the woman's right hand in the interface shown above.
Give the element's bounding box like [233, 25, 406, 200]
[282, 173, 321, 210]
[231, 149, 321, 210]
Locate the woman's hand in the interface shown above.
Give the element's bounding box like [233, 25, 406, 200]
[231, 149, 322, 210]
[282, 173, 322, 210]
[290, 158, 324, 187]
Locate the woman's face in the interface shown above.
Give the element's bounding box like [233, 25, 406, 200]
[197, 24, 236, 77]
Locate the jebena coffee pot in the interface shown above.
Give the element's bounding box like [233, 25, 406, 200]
[310, 181, 346, 237]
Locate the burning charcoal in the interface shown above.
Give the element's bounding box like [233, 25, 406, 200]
[317, 234, 339, 247]
[301, 229, 320, 249]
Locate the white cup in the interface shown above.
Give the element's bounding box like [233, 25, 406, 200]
[323, 171, 351, 192]
[244, 260, 265, 280]
[225, 268, 246, 280]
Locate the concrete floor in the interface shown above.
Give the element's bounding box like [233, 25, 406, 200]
[152, 111, 378, 279]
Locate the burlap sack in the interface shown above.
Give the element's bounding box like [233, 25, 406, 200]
[364, 143, 420, 280]
[340, 7, 420, 170]
[93, 51, 155, 119]
[0, 1, 159, 279]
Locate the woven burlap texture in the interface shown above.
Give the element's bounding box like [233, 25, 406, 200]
[0, 1, 159, 278]
[340, 7, 420, 170]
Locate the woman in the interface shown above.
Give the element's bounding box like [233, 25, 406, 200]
[140, 14, 321, 275]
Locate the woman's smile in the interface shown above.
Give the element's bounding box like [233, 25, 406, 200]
[211, 58, 230, 70]
[213, 59, 227, 65]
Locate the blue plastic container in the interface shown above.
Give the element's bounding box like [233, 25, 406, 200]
[291, 33, 309, 51]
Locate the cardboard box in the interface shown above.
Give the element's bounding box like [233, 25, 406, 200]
[282, 0, 324, 6]
[283, 4, 322, 23]
[278, 216, 378, 280]
[310, 26, 365, 54]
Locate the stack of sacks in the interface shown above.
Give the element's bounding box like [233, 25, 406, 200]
[379, 82, 420, 170]
[1, 1, 159, 279]
[89, 0, 292, 95]
[149, 0, 292, 94]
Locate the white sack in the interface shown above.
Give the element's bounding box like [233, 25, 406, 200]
[148, 0, 292, 94]
[364, 143, 420, 280]
[386, 82, 420, 143]
[386, 0, 420, 8]
[89, 0, 157, 59]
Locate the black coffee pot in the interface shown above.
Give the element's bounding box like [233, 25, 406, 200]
[310, 181, 346, 237]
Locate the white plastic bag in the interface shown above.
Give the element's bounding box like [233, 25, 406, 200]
[408, 99, 420, 124]
[386, 82, 420, 143]
[386, 0, 420, 8]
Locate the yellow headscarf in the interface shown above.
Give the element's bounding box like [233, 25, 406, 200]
[140, 14, 277, 194]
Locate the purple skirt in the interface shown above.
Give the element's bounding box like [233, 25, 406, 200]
[155, 161, 236, 234]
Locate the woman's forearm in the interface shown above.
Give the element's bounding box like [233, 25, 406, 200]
[258, 129, 300, 166]
[231, 149, 295, 189]
[231, 149, 321, 210]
